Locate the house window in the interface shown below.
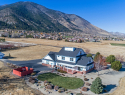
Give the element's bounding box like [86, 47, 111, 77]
[62, 56, 65, 60]
[78, 67, 83, 71]
[46, 61, 49, 64]
[70, 58, 74, 61]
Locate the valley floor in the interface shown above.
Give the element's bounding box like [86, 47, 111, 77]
[1, 38, 125, 61]
[0, 37, 125, 95]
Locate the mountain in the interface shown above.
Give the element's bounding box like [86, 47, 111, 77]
[109, 32, 125, 37]
[0, 1, 110, 35]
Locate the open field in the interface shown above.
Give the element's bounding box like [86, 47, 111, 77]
[0, 38, 125, 95]
[37, 72, 84, 89]
[1, 38, 125, 61]
[0, 61, 43, 95]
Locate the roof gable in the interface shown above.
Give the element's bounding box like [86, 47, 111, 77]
[43, 55, 53, 60]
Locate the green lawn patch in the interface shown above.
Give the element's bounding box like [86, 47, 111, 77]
[110, 43, 125, 47]
[64, 36, 73, 38]
[37, 72, 84, 89]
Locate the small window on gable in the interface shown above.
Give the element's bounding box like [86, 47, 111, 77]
[62, 56, 65, 60]
[70, 58, 73, 61]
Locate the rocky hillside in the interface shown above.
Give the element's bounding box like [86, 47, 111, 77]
[0, 1, 110, 35]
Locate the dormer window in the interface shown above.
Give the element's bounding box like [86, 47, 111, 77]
[70, 58, 73, 61]
[62, 56, 65, 60]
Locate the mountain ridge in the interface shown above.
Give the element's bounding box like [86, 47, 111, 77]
[0, 1, 110, 35]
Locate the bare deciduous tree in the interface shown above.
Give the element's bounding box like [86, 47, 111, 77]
[94, 55, 104, 76]
[85, 49, 90, 54]
[115, 55, 124, 63]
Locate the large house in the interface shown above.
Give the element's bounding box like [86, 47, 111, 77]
[42, 47, 94, 74]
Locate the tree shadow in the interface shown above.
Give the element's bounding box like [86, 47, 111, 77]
[120, 62, 125, 71]
[102, 84, 116, 93]
[3, 56, 16, 59]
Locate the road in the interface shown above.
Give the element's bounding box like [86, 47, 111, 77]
[0, 59, 53, 72]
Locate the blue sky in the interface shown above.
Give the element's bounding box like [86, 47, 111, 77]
[1, 0, 125, 33]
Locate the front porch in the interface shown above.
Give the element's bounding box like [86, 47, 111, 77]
[56, 63, 85, 74]
[59, 66, 77, 74]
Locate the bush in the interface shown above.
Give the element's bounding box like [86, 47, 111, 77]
[90, 77, 103, 94]
[84, 78, 88, 81]
[106, 55, 115, 64]
[54, 85, 59, 91]
[85, 82, 91, 86]
[86, 54, 92, 57]
[57, 69, 67, 73]
[46, 85, 52, 89]
[31, 71, 36, 76]
[81, 87, 88, 91]
[111, 61, 122, 71]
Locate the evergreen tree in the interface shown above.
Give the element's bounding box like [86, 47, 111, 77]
[106, 55, 115, 64]
[90, 77, 103, 94]
[111, 61, 122, 71]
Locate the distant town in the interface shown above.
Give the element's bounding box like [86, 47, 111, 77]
[0, 29, 125, 43]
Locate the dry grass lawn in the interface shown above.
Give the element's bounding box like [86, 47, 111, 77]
[110, 77, 125, 95]
[0, 61, 43, 95]
[1, 38, 125, 61]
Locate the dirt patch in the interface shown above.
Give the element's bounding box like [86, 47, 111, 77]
[0, 61, 43, 95]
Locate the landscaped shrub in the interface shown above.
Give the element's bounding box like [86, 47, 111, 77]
[46, 85, 52, 89]
[85, 82, 91, 86]
[44, 80, 49, 85]
[106, 55, 115, 64]
[111, 61, 122, 71]
[59, 88, 65, 92]
[58, 89, 62, 93]
[31, 71, 36, 76]
[29, 77, 36, 83]
[84, 78, 88, 81]
[31, 80, 35, 84]
[86, 54, 92, 58]
[81, 87, 88, 91]
[57, 69, 67, 73]
[90, 77, 103, 94]
[54, 85, 59, 91]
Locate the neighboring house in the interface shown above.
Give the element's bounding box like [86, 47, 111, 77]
[0, 52, 5, 59]
[42, 47, 94, 74]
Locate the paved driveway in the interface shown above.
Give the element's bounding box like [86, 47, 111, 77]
[0, 59, 53, 72]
